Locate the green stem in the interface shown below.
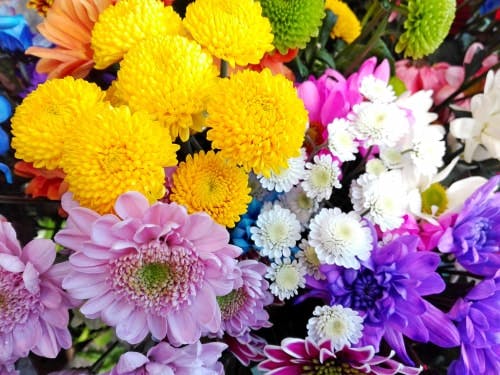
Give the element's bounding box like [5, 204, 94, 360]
[89, 341, 119, 373]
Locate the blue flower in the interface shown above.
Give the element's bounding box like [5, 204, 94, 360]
[0, 15, 32, 52]
[302, 235, 460, 364]
[231, 198, 263, 252]
[448, 272, 500, 375]
[439, 175, 500, 277]
[480, 0, 500, 15]
[0, 95, 12, 183]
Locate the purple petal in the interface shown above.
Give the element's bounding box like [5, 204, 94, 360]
[80, 291, 116, 316]
[0, 222, 22, 256]
[102, 298, 134, 325]
[147, 314, 167, 341]
[115, 309, 149, 344]
[22, 262, 40, 293]
[421, 302, 460, 348]
[116, 352, 149, 372]
[281, 338, 308, 359]
[167, 310, 200, 345]
[114, 191, 150, 220]
[22, 239, 55, 274]
[0, 253, 24, 272]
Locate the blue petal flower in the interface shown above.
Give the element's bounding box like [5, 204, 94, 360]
[0, 15, 32, 52]
[0, 95, 12, 123]
[480, 0, 500, 15]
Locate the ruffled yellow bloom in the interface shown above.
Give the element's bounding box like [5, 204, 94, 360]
[170, 151, 251, 228]
[206, 69, 308, 177]
[11, 77, 105, 170]
[325, 0, 361, 44]
[183, 0, 274, 67]
[91, 0, 185, 69]
[62, 105, 179, 214]
[110, 35, 219, 141]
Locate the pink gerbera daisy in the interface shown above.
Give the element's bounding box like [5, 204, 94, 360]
[54, 191, 242, 346]
[0, 221, 74, 364]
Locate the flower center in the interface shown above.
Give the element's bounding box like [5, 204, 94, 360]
[421, 183, 448, 215]
[98, 144, 130, 174]
[268, 222, 289, 243]
[0, 270, 41, 334]
[311, 167, 331, 188]
[217, 288, 247, 320]
[346, 269, 386, 314]
[109, 241, 205, 314]
[275, 266, 300, 289]
[302, 359, 363, 374]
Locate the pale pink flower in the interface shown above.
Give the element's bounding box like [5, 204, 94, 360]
[104, 341, 226, 375]
[0, 221, 74, 364]
[55, 191, 242, 346]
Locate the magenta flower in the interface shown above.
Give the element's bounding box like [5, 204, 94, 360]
[258, 338, 422, 375]
[0, 221, 74, 364]
[55, 191, 242, 345]
[224, 332, 267, 366]
[217, 259, 273, 338]
[105, 341, 226, 375]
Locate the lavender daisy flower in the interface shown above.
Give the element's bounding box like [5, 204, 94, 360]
[448, 272, 500, 375]
[104, 341, 227, 375]
[258, 338, 422, 375]
[55, 191, 242, 346]
[438, 175, 500, 277]
[0, 221, 74, 364]
[302, 235, 460, 364]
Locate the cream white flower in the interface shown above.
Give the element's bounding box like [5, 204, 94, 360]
[250, 203, 301, 259]
[327, 118, 359, 162]
[308, 208, 372, 269]
[258, 149, 306, 193]
[267, 258, 306, 301]
[450, 69, 500, 163]
[301, 154, 341, 201]
[306, 305, 364, 350]
[279, 186, 319, 227]
[359, 75, 396, 103]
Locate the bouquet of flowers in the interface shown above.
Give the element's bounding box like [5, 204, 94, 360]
[0, 0, 499, 374]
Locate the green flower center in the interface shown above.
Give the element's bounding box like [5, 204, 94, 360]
[136, 262, 172, 292]
[302, 359, 363, 374]
[421, 182, 448, 215]
[217, 288, 247, 319]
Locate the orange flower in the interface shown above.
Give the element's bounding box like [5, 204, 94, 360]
[26, 0, 115, 79]
[14, 162, 68, 201]
[249, 49, 298, 81]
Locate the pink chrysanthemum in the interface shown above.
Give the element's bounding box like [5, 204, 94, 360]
[54, 191, 242, 346]
[216, 260, 273, 338]
[0, 221, 74, 364]
[104, 341, 226, 375]
[258, 338, 422, 375]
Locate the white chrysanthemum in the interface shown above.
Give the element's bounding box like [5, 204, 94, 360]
[350, 170, 408, 231]
[267, 258, 306, 301]
[350, 102, 409, 147]
[250, 203, 301, 259]
[297, 239, 325, 280]
[365, 158, 387, 176]
[258, 149, 306, 192]
[327, 118, 359, 162]
[301, 154, 341, 201]
[359, 75, 396, 103]
[279, 185, 319, 227]
[306, 305, 364, 350]
[308, 208, 372, 269]
[379, 147, 404, 170]
[408, 125, 446, 177]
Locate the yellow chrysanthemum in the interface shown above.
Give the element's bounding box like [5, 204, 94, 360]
[61, 105, 179, 214]
[170, 151, 251, 228]
[110, 35, 219, 141]
[91, 0, 185, 69]
[325, 0, 361, 44]
[183, 0, 274, 67]
[11, 77, 105, 170]
[206, 68, 308, 177]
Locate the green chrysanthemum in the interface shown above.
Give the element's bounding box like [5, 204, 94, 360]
[395, 0, 456, 59]
[260, 0, 325, 54]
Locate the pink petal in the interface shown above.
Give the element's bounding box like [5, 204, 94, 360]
[114, 191, 150, 220]
[22, 238, 55, 274]
[144, 201, 187, 228]
[133, 224, 162, 244]
[281, 338, 309, 359]
[0, 253, 24, 272]
[80, 291, 116, 315]
[0, 222, 22, 256]
[147, 314, 168, 341]
[297, 81, 321, 123]
[12, 318, 41, 355]
[91, 214, 121, 246]
[167, 309, 200, 345]
[267, 367, 302, 375]
[40, 284, 63, 309]
[41, 306, 69, 329]
[32, 320, 59, 358]
[116, 309, 149, 344]
[178, 213, 228, 252]
[0, 333, 14, 362]
[116, 352, 149, 372]
[22, 262, 40, 294]
[101, 298, 134, 325]
[63, 273, 107, 299]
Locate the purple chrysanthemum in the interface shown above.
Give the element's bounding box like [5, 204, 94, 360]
[302, 235, 460, 364]
[55, 191, 242, 346]
[258, 338, 422, 375]
[448, 272, 500, 375]
[0, 221, 74, 364]
[216, 259, 273, 337]
[104, 341, 226, 375]
[438, 175, 500, 277]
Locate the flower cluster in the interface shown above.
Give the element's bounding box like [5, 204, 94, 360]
[0, 0, 499, 374]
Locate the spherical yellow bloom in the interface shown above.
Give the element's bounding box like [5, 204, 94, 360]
[62, 105, 179, 214]
[206, 69, 308, 177]
[111, 35, 219, 142]
[11, 77, 105, 170]
[91, 0, 185, 69]
[170, 151, 251, 228]
[325, 0, 361, 44]
[183, 0, 274, 67]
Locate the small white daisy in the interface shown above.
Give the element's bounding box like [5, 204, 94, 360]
[350, 102, 409, 147]
[266, 258, 306, 301]
[297, 239, 325, 280]
[350, 170, 408, 231]
[359, 75, 396, 103]
[279, 185, 319, 227]
[301, 154, 341, 201]
[308, 208, 373, 269]
[327, 118, 359, 162]
[365, 158, 387, 176]
[258, 149, 306, 193]
[306, 305, 364, 350]
[408, 125, 446, 178]
[250, 203, 301, 259]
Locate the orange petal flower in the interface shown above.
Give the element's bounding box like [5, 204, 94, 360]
[14, 161, 68, 201]
[26, 0, 115, 79]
